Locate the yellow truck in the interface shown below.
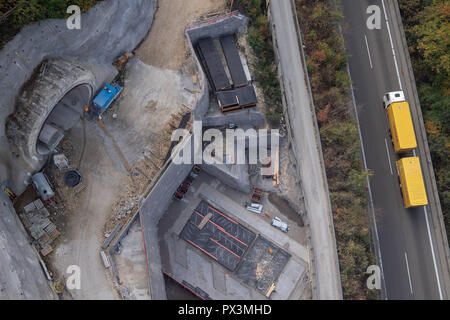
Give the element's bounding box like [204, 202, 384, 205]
[397, 157, 428, 208]
[383, 91, 417, 153]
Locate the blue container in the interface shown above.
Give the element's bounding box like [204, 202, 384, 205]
[92, 83, 122, 115]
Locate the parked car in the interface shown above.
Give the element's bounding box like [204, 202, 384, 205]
[246, 203, 263, 214]
[272, 217, 289, 233]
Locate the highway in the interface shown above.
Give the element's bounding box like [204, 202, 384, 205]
[341, 0, 448, 299]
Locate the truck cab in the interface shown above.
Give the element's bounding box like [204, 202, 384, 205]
[383, 91, 417, 153]
[384, 91, 405, 108]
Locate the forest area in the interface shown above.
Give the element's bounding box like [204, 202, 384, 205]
[0, 0, 100, 48]
[398, 0, 449, 240]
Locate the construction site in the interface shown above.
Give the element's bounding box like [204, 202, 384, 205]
[0, 0, 313, 300]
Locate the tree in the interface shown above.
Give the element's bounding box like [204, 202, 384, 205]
[413, 1, 450, 78]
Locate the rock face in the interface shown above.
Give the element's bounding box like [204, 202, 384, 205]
[0, 192, 54, 300]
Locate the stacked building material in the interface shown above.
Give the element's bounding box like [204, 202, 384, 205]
[20, 199, 60, 256]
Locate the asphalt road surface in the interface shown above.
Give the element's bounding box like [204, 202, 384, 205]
[341, 0, 444, 299]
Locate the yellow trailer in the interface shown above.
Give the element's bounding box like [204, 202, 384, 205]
[397, 157, 428, 208]
[385, 100, 417, 153]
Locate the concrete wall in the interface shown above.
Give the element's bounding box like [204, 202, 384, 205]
[0, 0, 157, 191]
[0, 191, 54, 299]
[139, 135, 195, 299]
[268, 0, 342, 299]
[203, 108, 266, 127]
[201, 164, 251, 193]
[186, 13, 248, 46]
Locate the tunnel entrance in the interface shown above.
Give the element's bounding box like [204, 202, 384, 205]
[6, 59, 96, 171]
[36, 84, 91, 156]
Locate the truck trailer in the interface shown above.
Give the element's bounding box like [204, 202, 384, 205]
[384, 91, 417, 153]
[397, 157, 428, 208]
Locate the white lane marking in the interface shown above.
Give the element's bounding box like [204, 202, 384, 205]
[381, 0, 388, 20]
[424, 206, 444, 299]
[381, 0, 403, 90]
[365, 34, 373, 69]
[384, 138, 393, 175]
[404, 252, 414, 294]
[413, 149, 417, 157]
[347, 65, 387, 298]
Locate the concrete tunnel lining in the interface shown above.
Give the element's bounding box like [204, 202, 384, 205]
[5, 59, 96, 172]
[36, 83, 92, 156]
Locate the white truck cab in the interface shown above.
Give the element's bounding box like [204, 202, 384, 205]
[383, 91, 405, 108]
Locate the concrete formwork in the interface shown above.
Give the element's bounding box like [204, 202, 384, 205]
[185, 12, 267, 128]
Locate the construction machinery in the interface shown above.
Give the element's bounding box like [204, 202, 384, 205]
[92, 83, 123, 116]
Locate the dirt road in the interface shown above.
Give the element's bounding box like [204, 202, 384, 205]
[136, 0, 227, 70]
[49, 121, 125, 299]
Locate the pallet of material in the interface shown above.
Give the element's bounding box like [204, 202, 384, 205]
[220, 35, 248, 88]
[197, 38, 231, 92]
[40, 244, 53, 257]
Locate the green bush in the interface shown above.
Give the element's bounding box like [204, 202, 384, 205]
[234, 0, 284, 127]
[1, 0, 100, 48]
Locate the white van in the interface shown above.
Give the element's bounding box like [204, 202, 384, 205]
[272, 217, 289, 233]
